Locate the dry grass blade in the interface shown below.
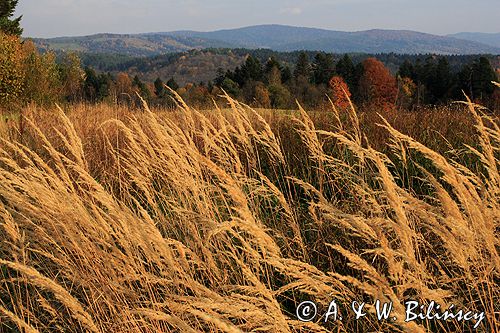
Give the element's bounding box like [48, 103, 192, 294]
[0, 94, 498, 332]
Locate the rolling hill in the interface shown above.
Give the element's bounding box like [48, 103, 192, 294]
[447, 32, 500, 48]
[33, 25, 500, 56]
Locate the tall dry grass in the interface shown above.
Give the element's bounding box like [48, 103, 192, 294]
[0, 90, 499, 332]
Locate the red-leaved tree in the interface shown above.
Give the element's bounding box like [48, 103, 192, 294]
[359, 57, 398, 109]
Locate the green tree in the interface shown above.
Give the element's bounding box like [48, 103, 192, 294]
[264, 57, 281, 74]
[281, 66, 292, 84]
[154, 77, 165, 98]
[220, 77, 240, 98]
[472, 57, 497, 98]
[236, 56, 263, 85]
[268, 84, 291, 109]
[430, 57, 453, 101]
[294, 51, 311, 81]
[83, 67, 112, 102]
[335, 54, 356, 89]
[132, 75, 151, 102]
[166, 77, 179, 91]
[458, 57, 497, 101]
[398, 60, 414, 79]
[0, 0, 23, 36]
[311, 52, 335, 85]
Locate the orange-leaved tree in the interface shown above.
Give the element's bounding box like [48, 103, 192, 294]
[328, 75, 351, 108]
[359, 57, 398, 109]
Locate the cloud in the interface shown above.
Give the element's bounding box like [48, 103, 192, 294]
[279, 7, 303, 15]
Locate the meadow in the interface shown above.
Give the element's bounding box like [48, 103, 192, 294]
[0, 90, 499, 332]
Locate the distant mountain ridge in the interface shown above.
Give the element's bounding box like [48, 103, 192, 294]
[447, 32, 500, 48]
[33, 24, 500, 56]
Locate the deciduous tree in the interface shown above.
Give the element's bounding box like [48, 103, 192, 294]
[328, 76, 351, 108]
[359, 57, 398, 109]
[59, 52, 85, 102]
[0, 33, 23, 106]
[253, 82, 271, 108]
[397, 76, 417, 109]
[268, 84, 291, 109]
[21, 41, 62, 105]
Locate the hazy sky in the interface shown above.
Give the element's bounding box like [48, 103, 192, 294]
[16, 0, 500, 38]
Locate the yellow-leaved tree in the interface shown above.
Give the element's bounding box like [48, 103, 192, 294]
[0, 33, 24, 107]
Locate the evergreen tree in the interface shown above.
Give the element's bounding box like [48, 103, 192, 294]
[83, 67, 112, 102]
[431, 57, 453, 101]
[281, 66, 292, 85]
[264, 57, 281, 74]
[472, 57, 497, 98]
[83, 67, 99, 102]
[154, 77, 165, 98]
[166, 77, 179, 91]
[398, 60, 415, 79]
[132, 75, 151, 102]
[0, 0, 23, 36]
[458, 57, 497, 101]
[413, 58, 423, 83]
[214, 68, 226, 86]
[311, 52, 335, 85]
[335, 54, 356, 88]
[294, 52, 311, 80]
[351, 62, 365, 101]
[244, 56, 263, 82]
[234, 56, 263, 86]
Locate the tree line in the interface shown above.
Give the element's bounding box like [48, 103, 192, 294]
[1, 0, 499, 111]
[213, 52, 499, 110]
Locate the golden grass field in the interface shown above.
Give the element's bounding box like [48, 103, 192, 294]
[0, 89, 499, 332]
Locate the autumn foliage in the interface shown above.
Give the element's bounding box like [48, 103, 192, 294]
[0, 33, 24, 106]
[1, 32, 85, 109]
[328, 75, 351, 108]
[359, 57, 398, 109]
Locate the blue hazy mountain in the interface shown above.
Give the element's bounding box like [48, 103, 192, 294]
[447, 32, 500, 48]
[33, 24, 500, 56]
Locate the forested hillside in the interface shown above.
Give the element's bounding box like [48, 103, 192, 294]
[33, 25, 500, 56]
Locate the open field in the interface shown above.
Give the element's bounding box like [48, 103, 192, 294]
[0, 94, 499, 332]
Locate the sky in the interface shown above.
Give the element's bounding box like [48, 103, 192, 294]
[16, 0, 500, 38]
